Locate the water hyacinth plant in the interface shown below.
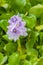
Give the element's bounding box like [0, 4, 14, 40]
[0, 0, 43, 65]
[7, 15, 28, 41]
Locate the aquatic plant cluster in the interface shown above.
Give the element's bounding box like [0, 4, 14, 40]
[0, 0, 43, 65]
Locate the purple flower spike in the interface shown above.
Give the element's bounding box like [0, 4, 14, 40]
[7, 15, 28, 41]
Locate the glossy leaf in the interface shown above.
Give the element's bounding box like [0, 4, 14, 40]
[9, 53, 20, 65]
[29, 4, 43, 17]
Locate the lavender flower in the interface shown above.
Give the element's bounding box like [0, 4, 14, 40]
[7, 15, 28, 41]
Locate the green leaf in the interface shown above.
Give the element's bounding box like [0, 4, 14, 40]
[37, 58, 43, 65]
[39, 45, 43, 56]
[27, 49, 38, 57]
[30, 0, 38, 6]
[29, 4, 43, 17]
[0, 0, 6, 8]
[23, 60, 31, 65]
[1, 4, 8, 9]
[14, 0, 26, 7]
[0, 20, 8, 32]
[40, 32, 43, 44]
[5, 64, 9, 65]
[6, 0, 26, 12]
[0, 53, 3, 63]
[9, 53, 20, 65]
[23, 2, 31, 13]
[1, 56, 8, 65]
[0, 13, 14, 20]
[36, 25, 43, 31]
[40, 14, 43, 24]
[2, 35, 9, 41]
[0, 7, 6, 14]
[26, 31, 39, 49]
[37, 0, 43, 4]
[4, 43, 17, 55]
[23, 14, 36, 29]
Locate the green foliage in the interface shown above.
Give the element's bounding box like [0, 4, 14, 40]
[0, 53, 3, 63]
[23, 14, 36, 29]
[29, 4, 43, 17]
[23, 60, 31, 65]
[0, 20, 8, 32]
[26, 31, 39, 49]
[0, 0, 43, 65]
[8, 53, 20, 65]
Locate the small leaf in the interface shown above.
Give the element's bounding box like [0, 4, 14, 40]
[0, 53, 3, 63]
[2, 35, 9, 41]
[36, 25, 43, 31]
[23, 2, 31, 13]
[37, 58, 43, 65]
[27, 49, 38, 57]
[23, 60, 31, 65]
[1, 56, 8, 65]
[0, 20, 8, 32]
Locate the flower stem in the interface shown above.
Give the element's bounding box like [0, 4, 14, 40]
[17, 39, 22, 55]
